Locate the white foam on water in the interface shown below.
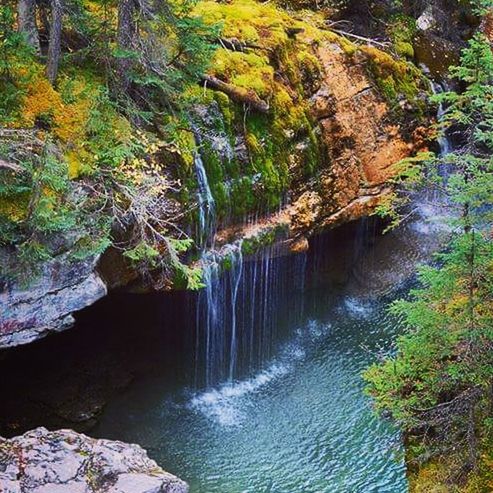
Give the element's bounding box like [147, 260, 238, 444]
[189, 362, 291, 426]
[344, 297, 375, 319]
[189, 319, 332, 427]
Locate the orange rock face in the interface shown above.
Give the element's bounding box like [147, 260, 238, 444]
[481, 9, 493, 42]
[289, 41, 421, 236]
[212, 39, 427, 251]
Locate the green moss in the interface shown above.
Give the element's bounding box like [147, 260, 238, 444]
[214, 49, 274, 98]
[395, 41, 415, 59]
[388, 14, 417, 60]
[324, 30, 358, 56]
[193, 0, 292, 48]
[241, 223, 289, 255]
[361, 45, 426, 114]
[230, 176, 256, 217]
[213, 91, 235, 134]
[187, 0, 325, 222]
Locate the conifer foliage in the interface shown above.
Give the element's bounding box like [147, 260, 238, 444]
[364, 29, 493, 484]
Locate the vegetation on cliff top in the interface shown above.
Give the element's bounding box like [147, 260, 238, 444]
[0, 0, 213, 286]
[0, 0, 428, 287]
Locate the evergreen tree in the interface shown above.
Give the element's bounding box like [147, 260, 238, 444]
[364, 33, 493, 482]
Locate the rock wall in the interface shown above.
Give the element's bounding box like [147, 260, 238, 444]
[0, 428, 188, 493]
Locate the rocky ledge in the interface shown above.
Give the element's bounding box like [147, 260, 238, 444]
[0, 254, 107, 349]
[0, 1, 431, 349]
[0, 428, 188, 493]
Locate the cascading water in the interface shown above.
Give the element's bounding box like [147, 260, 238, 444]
[193, 147, 223, 387]
[430, 80, 453, 157]
[409, 77, 454, 225]
[192, 130, 308, 388]
[228, 240, 243, 382]
[193, 151, 216, 248]
[194, 238, 307, 388]
[90, 217, 433, 492]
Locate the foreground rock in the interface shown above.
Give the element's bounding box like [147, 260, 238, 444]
[0, 428, 188, 493]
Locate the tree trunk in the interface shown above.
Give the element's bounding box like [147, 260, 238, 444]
[46, 0, 63, 85]
[466, 403, 478, 472]
[17, 0, 40, 54]
[480, 8, 493, 43]
[116, 0, 137, 97]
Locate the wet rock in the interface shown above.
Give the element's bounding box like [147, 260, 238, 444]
[0, 428, 188, 493]
[413, 1, 473, 76]
[287, 41, 417, 235]
[413, 32, 460, 77]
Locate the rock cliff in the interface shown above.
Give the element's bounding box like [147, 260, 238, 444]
[0, 0, 429, 348]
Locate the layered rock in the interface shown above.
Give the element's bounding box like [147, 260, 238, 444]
[291, 41, 413, 235]
[0, 253, 107, 349]
[0, 427, 188, 493]
[211, 27, 427, 254]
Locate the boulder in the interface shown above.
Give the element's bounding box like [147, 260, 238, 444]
[0, 428, 188, 493]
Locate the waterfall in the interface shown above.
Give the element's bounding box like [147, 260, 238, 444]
[194, 152, 216, 248]
[429, 80, 453, 157]
[228, 241, 243, 382]
[193, 243, 307, 388]
[193, 145, 248, 387]
[192, 137, 307, 389]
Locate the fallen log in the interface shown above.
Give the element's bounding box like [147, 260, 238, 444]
[326, 26, 390, 48]
[201, 75, 270, 113]
[215, 37, 263, 52]
[286, 27, 304, 38]
[0, 159, 23, 173]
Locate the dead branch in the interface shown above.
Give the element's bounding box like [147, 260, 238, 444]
[216, 37, 263, 52]
[326, 25, 390, 48]
[0, 159, 23, 173]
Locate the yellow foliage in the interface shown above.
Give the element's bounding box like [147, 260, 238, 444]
[54, 77, 95, 142]
[361, 45, 409, 78]
[194, 0, 292, 47]
[213, 49, 274, 98]
[0, 193, 29, 223]
[19, 72, 94, 145]
[65, 148, 94, 179]
[20, 76, 64, 127]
